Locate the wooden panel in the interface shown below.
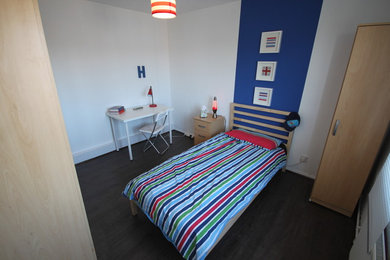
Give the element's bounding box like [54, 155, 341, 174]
[231, 103, 290, 116]
[194, 124, 210, 134]
[193, 114, 225, 145]
[229, 103, 294, 154]
[193, 113, 224, 124]
[311, 24, 390, 216]
[194, 120, 211, 134]
[234, 117, 287, 132]
[208, 118, 225, 135]
[233, 110, 285, 123]
[194, 134, 209, 145]
[194, 128, 212, 139]
[0, 0, 96, 259]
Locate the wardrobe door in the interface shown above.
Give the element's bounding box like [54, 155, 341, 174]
[0, 0, 96, 258]
[310, 24, 390, 217]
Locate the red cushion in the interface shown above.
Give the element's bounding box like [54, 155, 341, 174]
[226, 130, 278, 150]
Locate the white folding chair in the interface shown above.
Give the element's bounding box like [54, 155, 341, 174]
[139, 110, 170, 154]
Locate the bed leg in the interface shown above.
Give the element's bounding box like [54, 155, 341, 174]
[130, 200, 138, 216]
[282, 166, 286, 173]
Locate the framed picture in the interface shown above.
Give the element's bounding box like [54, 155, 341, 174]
[253, 87, 273, 107]
[259, 30, 283, 53]
[256, 61, 277, 81]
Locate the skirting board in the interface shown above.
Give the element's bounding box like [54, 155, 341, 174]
[173, 126, 193, 139]
[72, 132, 144, 164]
[286, 167, 315, 179]
[73, 128, 171, 164]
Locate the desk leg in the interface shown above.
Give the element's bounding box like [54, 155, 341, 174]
[125, 122, 133, 160]
[169, 111, 172, 144]
[109, 117, 119, 151]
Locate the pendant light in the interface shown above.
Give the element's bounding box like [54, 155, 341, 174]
[151, 0, 176, 19]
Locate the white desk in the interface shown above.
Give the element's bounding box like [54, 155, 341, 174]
[107, 104, 173, 160]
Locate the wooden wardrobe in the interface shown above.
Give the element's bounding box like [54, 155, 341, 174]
[310, 23, 390, 217]
[0, 0, 96, 258]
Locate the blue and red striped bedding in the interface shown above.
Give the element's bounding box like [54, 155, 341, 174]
[123, 133, 286, 260]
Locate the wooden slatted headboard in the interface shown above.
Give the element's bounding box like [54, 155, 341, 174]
[229, 103, 294, 154]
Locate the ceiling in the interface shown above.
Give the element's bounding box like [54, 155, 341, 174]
[88, 0, 239, 14]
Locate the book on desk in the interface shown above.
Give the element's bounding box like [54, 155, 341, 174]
[107, 106, 125, 114]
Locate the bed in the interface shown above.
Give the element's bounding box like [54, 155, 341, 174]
[122, 103, 294, 260]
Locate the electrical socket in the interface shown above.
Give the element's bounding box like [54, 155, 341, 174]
[300, 155, 309, 163]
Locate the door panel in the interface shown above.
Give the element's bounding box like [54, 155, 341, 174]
[0, 0, 96, 258]
[310, 24, 390, 216]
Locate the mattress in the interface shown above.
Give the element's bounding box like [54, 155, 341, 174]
[123, 132, 286, 260]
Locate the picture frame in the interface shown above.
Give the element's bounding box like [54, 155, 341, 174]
[259, 30, 283, 53]
[253, 87, 273, 107]
[256, 61, 277, 81]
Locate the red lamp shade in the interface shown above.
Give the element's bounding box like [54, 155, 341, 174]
[151, 0, 176, 19]
[148, 86, 157, 107]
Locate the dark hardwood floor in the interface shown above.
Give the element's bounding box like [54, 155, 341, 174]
[76, 131, 356, 260]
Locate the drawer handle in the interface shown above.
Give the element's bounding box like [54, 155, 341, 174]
[332, 120, 340, 136]
[198, 134, 206, 138]
[198, 125, 206, 128]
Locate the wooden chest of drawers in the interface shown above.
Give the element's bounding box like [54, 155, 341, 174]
[193, 113, 225, 145]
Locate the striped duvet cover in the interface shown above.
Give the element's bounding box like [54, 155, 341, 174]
[123, 133, 286, 260]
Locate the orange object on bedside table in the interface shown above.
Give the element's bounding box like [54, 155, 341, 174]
[193, 113, 225, 145]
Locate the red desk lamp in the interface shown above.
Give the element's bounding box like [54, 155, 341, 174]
[148, 86, 157, 107]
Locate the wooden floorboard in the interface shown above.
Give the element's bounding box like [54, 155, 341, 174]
[75, 131, 356, 260]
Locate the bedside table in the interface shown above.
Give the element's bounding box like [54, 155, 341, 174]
[193, 113, 225, 145]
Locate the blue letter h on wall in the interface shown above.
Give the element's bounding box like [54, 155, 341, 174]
[138, 66, 146, 78]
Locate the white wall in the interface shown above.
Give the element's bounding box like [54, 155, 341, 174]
[40, 0, 389, 173]
[168, 2, 241, 135]
[39, 0, 171, 163]
[287, 0, 390, 178]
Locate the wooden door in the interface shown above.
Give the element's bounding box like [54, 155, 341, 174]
[310, 24, 390, 217]
[0, 0, 96, 259]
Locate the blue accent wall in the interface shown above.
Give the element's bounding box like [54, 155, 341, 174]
[234, 0, 323, 111]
